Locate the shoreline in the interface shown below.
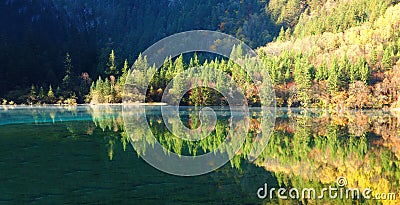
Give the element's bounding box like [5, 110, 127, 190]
[89, 102, 168, 106]
[1, 102, 169, 106]
[1, 103, 400, 111]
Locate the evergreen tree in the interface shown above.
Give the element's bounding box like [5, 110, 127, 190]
[285, 27, 291, 41]
[294, 56, 312, 106]
[277, 26, 285, 41]
[64, 52, 73, 76]
[28, 84, 37, 104]
[55, 86, 62, 98]
[189, 52, 200, 68]
[382, 46, 393, 70]
[170, 77, 187, 104]
[230, 44, 244, 61]
[38, 86, 45, 102]
[284, 66, 291, 82]
[338, 56, 351, 87]
[174, 54, 184, 75]
[328, 58, 339, 93]
[62, 52, 74, 97]
[164, 56, 174, 82]
[47, 85, 55, 103]
[119, 59, 129, 87]
[106, 49, 118, 76]
[316, 62, 328, 81]
[360, 58, 370, 85]
[169, 55, 186, 103]
[219, 58, 230, 74]
[103, 78, 111, 98]
[370, 48, 378, 67]
[349, 64, 358, 83]
[131, 53, 151, 87]
[93, 77, 104, 103]
[122, 59, 129, 76]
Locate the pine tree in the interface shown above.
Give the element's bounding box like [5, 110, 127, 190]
[119, 59, 129, 86]
[28, 84, 37, 104]
[106, 49, 118, 76]
[167, 55, 186, 103]
[122, 59, 129, 75]
[328, 58, 339, 93]
[93, 77, 104, 103]
[316, 62, 328, 81]
[285, 27, 291, 41]
[219, 58, 230, 74]
[338, 56, 350, 86]
[382, 46, 393, 70]
[62, 52, 74, 97]
[38, 86, 45, 103]
[55, 86, 62, 98]
[230, 44, 244, 61]
[103, 78, 111, 99]
[284, 66, 291, 82]
[277, 26, 285, 41]
[47, 85, 55, 103]
[360, 58, 370, 85]
[189, 52, 200, 68]
[349, 64, 358, 83]
[64, 52, 73, 76]
[293, 56, 312, 106]
[174, 54, 184, 75]
[370, 48, 378, 68]
[170, 76, 186, 104]
[164, 56, 174, 82]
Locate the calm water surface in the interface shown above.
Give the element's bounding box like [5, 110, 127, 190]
[0, 105, 399, 204]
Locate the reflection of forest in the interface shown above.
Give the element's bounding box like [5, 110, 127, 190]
[256, 110, 400, 204]
[89, 106, 400, 204]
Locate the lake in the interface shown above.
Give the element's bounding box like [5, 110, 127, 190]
[0, 105, 399, 204]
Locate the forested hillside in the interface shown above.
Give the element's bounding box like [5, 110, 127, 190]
[1, 0, 400, 109]
[0, 0, 277, 103]
[260, 0, 400, 109]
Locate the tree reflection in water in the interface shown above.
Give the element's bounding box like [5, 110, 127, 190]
[87, 105, 400, 204]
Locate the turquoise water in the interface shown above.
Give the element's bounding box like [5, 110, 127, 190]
[0, 106, 276, 204]
[0, 105, 399, 204]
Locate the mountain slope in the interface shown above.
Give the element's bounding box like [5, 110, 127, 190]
[0, 0, 278, 98]
[259, 0, 400, 109]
